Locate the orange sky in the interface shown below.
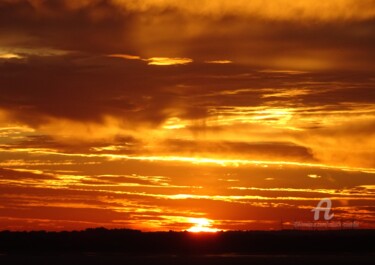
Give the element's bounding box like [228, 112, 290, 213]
[0, 0, 374, 231]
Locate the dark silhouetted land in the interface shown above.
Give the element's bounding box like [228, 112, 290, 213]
[0, 228, 374, 264]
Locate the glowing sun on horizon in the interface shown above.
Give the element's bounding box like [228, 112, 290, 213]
[187, 218, 221, 233]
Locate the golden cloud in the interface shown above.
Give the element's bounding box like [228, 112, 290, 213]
[0, 53, 24, 59]
[111, 0, 375, 21]
[146, 57, 193, 66]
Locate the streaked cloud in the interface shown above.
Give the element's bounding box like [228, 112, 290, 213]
[0, 53, 24, 59]
[146, 57, 193, 66]
[111, 0, 375, 21]
[205, 60, 232, 64]
[108, 54, 141, 60]
[108, 53, 193, 66]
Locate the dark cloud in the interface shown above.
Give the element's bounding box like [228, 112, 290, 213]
[0, 168, 56, 180]
[0, 0, 373, 128]
[0, 0, 136, 53]
[0, 1, 374, 69]
[159, 139, 315, 162]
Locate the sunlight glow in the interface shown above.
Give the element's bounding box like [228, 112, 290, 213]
[187, 218, 220, 233]
[0, 53, 24, 59]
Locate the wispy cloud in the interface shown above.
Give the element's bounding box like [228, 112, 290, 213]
[107, 54, 193, 66]
[0, 53, 24, 59]
[205, 60, 232, 64]
[108, 54, 141, 60]
[146, 57, 193, 66]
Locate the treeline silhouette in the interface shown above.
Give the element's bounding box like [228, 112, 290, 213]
[0, 228, 374, 254]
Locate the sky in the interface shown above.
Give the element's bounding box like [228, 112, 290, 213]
[0, 0, 374, 231]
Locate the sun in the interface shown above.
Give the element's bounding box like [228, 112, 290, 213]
[187, 218, 220, 233]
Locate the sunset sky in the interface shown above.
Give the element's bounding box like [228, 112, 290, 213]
[0, 0, 374, 231]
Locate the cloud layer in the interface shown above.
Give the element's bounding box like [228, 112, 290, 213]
[0, 0, 374, 231]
